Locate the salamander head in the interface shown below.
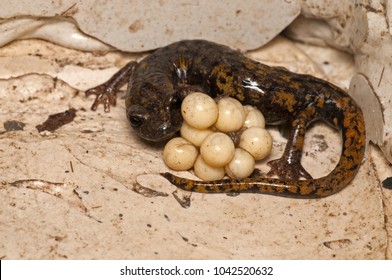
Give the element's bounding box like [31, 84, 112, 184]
[125, 83, 183, 142]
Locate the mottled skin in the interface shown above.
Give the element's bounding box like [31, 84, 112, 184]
[86, 40, 366, 198]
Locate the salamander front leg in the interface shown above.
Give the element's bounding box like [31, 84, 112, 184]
[267, 115, 312, 180]
[85, 61, 137, 112]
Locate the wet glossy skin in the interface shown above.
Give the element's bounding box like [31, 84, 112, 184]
[86, 40, 366, 198]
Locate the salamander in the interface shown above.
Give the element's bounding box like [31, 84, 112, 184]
[86, 40, 366, 198]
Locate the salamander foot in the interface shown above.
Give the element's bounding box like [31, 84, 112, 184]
[85, 61, 137, 112]
[85, 84, 117, 112]
[267, 157, 312, 180]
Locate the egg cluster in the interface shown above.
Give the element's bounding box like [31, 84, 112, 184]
[163, 92, 272, 180]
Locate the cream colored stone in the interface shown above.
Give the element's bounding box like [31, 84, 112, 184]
[0, 0, 301, 51]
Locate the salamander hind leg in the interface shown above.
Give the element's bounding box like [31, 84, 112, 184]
[267, 112, 314, 180]
[85, 61, 137, 112]
[267, 157, 312, 180]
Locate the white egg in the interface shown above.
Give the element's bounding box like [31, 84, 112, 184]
[225, 148, 255, 179]
[163, 137, 198, 171]
[214, 97, 245, 132]
[239, 127, 272, 160]
[181, 92, 218, 129]
[243, 105, 266, 129]
[163, 92, 273, 181]
[200, 132, 235, 167]
[180, 121, 214, 147]
[194, 155, 225, 181]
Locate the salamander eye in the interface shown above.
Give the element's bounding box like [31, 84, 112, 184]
[128, 114, 144, 128]
[170, 94, 182, 109]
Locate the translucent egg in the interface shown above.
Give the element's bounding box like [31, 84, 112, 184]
[163, 137, 198, 171]
[180, 122, 214, 147]
[194, 155, 225, 181]
[163, 92, 274, 181]
[214, 97, 245, 132]
[181, 92, 218, 129]
[200, 132, 235, 167]
[225, 148, 255, 179]
[243, 105, 266, 129]
[239, 127, 272, 160]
